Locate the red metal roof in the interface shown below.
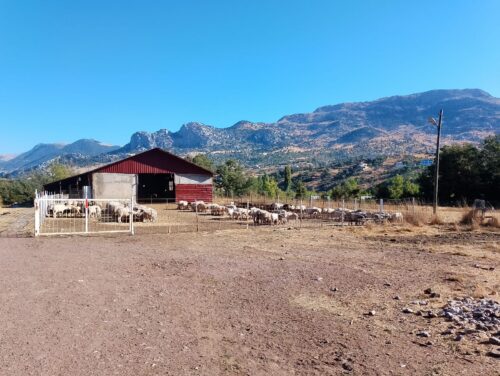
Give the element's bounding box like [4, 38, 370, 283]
[43, 148, 213, 191]
[95, 148, 213, 175]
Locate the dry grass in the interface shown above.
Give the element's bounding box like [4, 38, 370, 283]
[460, 209, 478, 225]
[486, 215, 500, 228]
[404, 211, 427, 226]
[429, 214, 444, 225]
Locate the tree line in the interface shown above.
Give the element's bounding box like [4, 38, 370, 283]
[1, 135, 498, 206]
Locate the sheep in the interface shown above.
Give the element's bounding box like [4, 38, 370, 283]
[50, 203, 68, 218]
[304, 207, 321, 218]
[142, 207, 158, 222]
[88, 205, 102, 219]
[116, 206, 130, 223]
[389, 212, 404, 223]
[270, 202, 284, 211]
[177, 200, 189, 210]
[210, 204, 226, 216]
[191, 201, 207, 213]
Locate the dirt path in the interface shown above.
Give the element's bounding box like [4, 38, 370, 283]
[0, 226, 498, 375]
[0, 207, 33, 237]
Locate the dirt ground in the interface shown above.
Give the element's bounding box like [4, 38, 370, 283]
[0, 225, 499, 375]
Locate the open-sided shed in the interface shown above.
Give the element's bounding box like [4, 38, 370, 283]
[43, 148, 213, 202]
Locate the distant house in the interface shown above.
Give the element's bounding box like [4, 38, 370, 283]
[356, 162, 369, 171]
[393, 161, 405, 170]
[419, 159, 434, 167]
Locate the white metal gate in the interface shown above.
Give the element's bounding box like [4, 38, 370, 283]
[34, 192, 134, 236]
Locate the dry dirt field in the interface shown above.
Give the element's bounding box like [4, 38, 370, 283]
[0, 224, 499, 375]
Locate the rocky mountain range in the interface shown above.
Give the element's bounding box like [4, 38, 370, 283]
[1, 89, 498, 175]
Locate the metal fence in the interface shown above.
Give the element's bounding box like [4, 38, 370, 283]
[32, 192, 458, 237]
[35, 191, 134, 236]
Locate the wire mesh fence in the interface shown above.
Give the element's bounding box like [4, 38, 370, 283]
[31, 191, 480, 237]
[35, 196, 134, 236]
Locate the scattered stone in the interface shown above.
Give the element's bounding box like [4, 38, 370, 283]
[424, 288, 433, 294]
[430, 292, 441, 298]
[383, 283, 391, 287]
[441, 298, 499, 334]
[487, 348, 500, 358]
[315, 277, 323, 282]
[455, 334, 464, 341]
[330, 287, 338, 292]
[368, 310, 376, 316]
[425, 310, 437, 318]
[416, 331, 430, 338]
[278, 257, 285, 260]
[394, 295, 401, 300]
[402, 308, 414, 314]
[489, 336, 500, 345]
[342, 362, 353, 371]
[441, 329, 453, 336]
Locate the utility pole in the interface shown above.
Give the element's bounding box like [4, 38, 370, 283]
[428, 109, 443, 215]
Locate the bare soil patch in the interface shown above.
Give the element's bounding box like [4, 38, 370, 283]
[0, 226, 499, 375]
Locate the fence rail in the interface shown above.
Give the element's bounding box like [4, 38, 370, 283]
[35, 191, 134, 236]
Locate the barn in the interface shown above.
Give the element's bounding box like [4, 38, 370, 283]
[43, 148, 213, 203]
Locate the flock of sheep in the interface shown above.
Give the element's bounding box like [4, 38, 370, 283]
[47, 201, 158, 223]
[177, 200, 403, 225]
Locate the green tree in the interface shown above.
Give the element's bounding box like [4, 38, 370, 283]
[284, 165, 292, 191]
[330, 178, 360, 199]
[294, 180, 307, 199]
[191, 154, 214, 172]
[417, 135, 500, 204]
[387, 175, 405, 199]
[49, 163, 73, 181]
[215, 160, 250, 196]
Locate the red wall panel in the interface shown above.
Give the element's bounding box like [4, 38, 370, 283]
[175, 184, 213, 203]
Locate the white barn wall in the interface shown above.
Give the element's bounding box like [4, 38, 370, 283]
[174, 173, 213, 185]
[92, 173, 137, 199]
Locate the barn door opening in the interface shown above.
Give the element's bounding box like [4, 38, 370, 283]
[138, 173, 175, 202]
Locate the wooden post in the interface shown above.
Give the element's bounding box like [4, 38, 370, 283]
[433, 109, 443, 215]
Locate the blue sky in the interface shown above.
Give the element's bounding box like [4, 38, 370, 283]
[0, 0, 499, 154]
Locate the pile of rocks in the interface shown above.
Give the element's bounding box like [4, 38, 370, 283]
[441, 297, 500, 332]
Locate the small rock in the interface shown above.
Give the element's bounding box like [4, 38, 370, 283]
[441, 329, 453, 335]
[342, 362, 353, 371]
[424, 288, 433, 294]
[455, 334, 464, 341]
[278, 257, 285, 260]
[330, 287, 338, 292]
[315, 277, 323, 282]
[394, 295, 401, 300]
[416, 331, 431, 338]
[402, 308, 414, 314]
[489, 336, 500, 345]
[486, 348, 500, 358]
[383, 283, 391, 287]
[430, 292, 441, 298]
[368, 310, 376, 316]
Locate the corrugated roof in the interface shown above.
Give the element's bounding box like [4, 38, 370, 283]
[43, 148, 213, 189]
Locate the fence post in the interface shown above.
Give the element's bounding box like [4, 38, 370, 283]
[300, 198, 303, 227]
[196, 202, 199, 232]
[34, 196, 40, 237]
[85, 199, 89, 234]
[341, 198, 345, 226]
[380, 199, 384, 213]
[246, 200, 249, 230]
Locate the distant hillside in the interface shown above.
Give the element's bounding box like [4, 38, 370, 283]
[0, 139, 119, 173]
[1, 89, 499, 174]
